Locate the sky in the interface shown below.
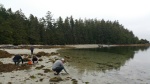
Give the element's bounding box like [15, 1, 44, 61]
[1, 0, 150, 41]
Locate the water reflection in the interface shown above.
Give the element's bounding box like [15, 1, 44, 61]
[59, 46, 149, 72]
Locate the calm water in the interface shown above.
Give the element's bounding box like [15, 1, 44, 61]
[58, 46, 150, 84]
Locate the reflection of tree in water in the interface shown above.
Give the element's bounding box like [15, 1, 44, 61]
[59, 46, 149, 72]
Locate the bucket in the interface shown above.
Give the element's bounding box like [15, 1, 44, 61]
[28, 60, 32, 65]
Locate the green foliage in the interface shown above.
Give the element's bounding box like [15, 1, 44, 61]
[139, 39, 149, 44]
[0, 5, 149, 45]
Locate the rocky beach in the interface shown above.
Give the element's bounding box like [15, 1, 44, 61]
[0, 45, 77, 84]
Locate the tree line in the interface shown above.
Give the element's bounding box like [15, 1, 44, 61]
[0, 5, 149, 45]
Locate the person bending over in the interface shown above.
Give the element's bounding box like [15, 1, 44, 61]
[32, 56, 38, 63]
[13, 54, 23, 65]
[52, 58, 68, 75]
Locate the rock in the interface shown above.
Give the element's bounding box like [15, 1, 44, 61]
[23, 58, 30, 62]
[0, 61, 3, 65]
[85, 82, 89, 84]
[0, 50, 12, 58]
[7, 82, 12, 84]
[71, 79, 78, 84]
[36, 51, 50, 56]
[43, 69, 52, 73]
[38, 58, 43, 61]
[30, 75, 36, 79]
[49, 77, 63, 82]
[37, 73, 44, 76]
[51, 52, 59, 55]
[39, 78, 43, 82]
[35, 65, 45, 69]
[64, 56, 70, 59]
[0, 63, 31, 72]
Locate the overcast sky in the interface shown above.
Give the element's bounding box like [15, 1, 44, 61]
[1, 0, 150, 41]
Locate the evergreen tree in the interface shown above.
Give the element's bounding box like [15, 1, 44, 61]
[0, 5, 149, 45]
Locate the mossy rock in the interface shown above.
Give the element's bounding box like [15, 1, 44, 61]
[0, 61, 3, 65]
[51, 52, 59, 55]
[35, 65, 45, 69]
[71, 79, 78, 84]
[0, 63, 31, 72]
[23, 58, 30, 62]
[7, 82, 12, 84]
[39, 78, 43, 82]
[49, 77, 63, 82]
[0, 50, 12, 58]
[30, 75, 36, 79]
[85, 82, 89, 84]
[43, 69, 52, 73]
[37, 73, 44, 76]
[36, 51, 50, 56]
[38, 58, 43, 61]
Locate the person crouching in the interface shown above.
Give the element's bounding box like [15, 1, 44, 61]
[32, 56, 38, 63]
[52, 58, 68, 75]
[13, 54, 23, 65]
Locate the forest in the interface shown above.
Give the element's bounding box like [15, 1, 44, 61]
[0, 4, 149, 45]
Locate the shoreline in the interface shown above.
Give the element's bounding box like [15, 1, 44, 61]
[0, 44, 150, 49]
[0, 44, 150, 84]
[0, 48, 73, 84]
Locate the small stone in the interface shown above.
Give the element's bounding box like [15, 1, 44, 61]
[49, 77, 63, 82]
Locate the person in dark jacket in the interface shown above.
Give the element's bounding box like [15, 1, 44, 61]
[13, 54, 23, 65]
[30, 46, 34, 55]
[32, 56, 38, 63]
[52, 58, 68, 75]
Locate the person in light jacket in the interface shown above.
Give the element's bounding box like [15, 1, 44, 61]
[52, 58, 68, 75]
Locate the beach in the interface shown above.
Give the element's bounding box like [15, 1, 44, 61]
[0, 48, 74, 84]
[1, 44, 149, 84]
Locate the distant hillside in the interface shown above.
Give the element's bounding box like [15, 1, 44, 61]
[0, 5, 149, 45]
